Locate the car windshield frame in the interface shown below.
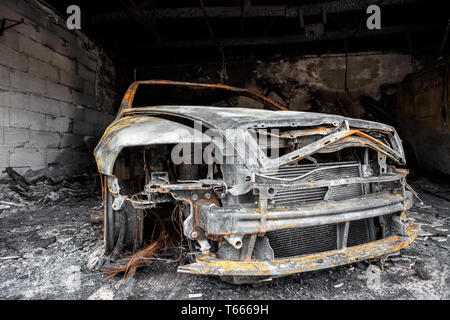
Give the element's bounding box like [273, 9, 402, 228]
[117, 80, 288, 114]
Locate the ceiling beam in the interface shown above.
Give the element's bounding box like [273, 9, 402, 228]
[121, 0, 160, 41]
[90, 0, 423, 23]
[131, 22, 442, 49]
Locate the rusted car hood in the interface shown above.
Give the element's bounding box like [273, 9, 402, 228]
[95, 106, 405, 175]
[121, 105, 398, 132]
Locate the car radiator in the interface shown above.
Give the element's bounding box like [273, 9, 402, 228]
[257, 161, 364, 206]
[261, 161, 371, 258]
[267, 219, 372, 258]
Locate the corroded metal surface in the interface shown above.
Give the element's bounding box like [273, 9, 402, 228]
[177, 225, 418, 276]
[94, 80, 417, 280]
[118, 80, 289, 111]
[196, 192, 412, 236]
[95, 116, 211, 175]
[95, 104, 405, 175]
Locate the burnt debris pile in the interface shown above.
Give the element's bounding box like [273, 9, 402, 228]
[0, 167, 101, 211]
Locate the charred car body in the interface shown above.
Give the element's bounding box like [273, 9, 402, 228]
[94, 80, 418, 283]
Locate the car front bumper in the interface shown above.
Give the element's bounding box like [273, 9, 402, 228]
[178, 225, 418, 277]
[195, 191, 413, 236]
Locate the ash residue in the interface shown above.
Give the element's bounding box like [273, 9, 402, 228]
[0, 176, 449, 300]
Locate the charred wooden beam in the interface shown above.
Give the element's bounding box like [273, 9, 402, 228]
[6, 167, 30, 191]
[90, 0, 423, 23]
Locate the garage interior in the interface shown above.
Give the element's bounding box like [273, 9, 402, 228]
[0, 0, 449, 300]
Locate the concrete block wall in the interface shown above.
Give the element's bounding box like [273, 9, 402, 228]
[0, 0, 118, 178]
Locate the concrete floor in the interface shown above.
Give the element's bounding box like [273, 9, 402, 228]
[0, 178, 449, 300]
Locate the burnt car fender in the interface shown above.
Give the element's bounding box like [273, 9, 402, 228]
[94, 115, 211, 176]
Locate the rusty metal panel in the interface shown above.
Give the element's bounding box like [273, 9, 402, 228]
[177, 226, 418, 277]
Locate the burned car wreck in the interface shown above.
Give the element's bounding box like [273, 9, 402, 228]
[94, 80, 418, 283]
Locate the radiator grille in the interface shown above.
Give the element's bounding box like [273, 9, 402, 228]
[267, 219, 372, 258]
[262, 161, 372, 258]
[257, 161, 363, 206]
[267, 224, 337, 258]
[347, 219, 371, 247]
[328, 184, 364, 201]
[270, 187, 329, 205]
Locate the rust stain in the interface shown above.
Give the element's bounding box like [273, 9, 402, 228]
[179, 225, 418, 276]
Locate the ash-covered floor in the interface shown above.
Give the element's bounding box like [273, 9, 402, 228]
[0, 175, 449, 300]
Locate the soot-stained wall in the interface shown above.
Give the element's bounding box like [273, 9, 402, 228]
[138, 52, 420, 120]
[0, 0, 118, 179]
